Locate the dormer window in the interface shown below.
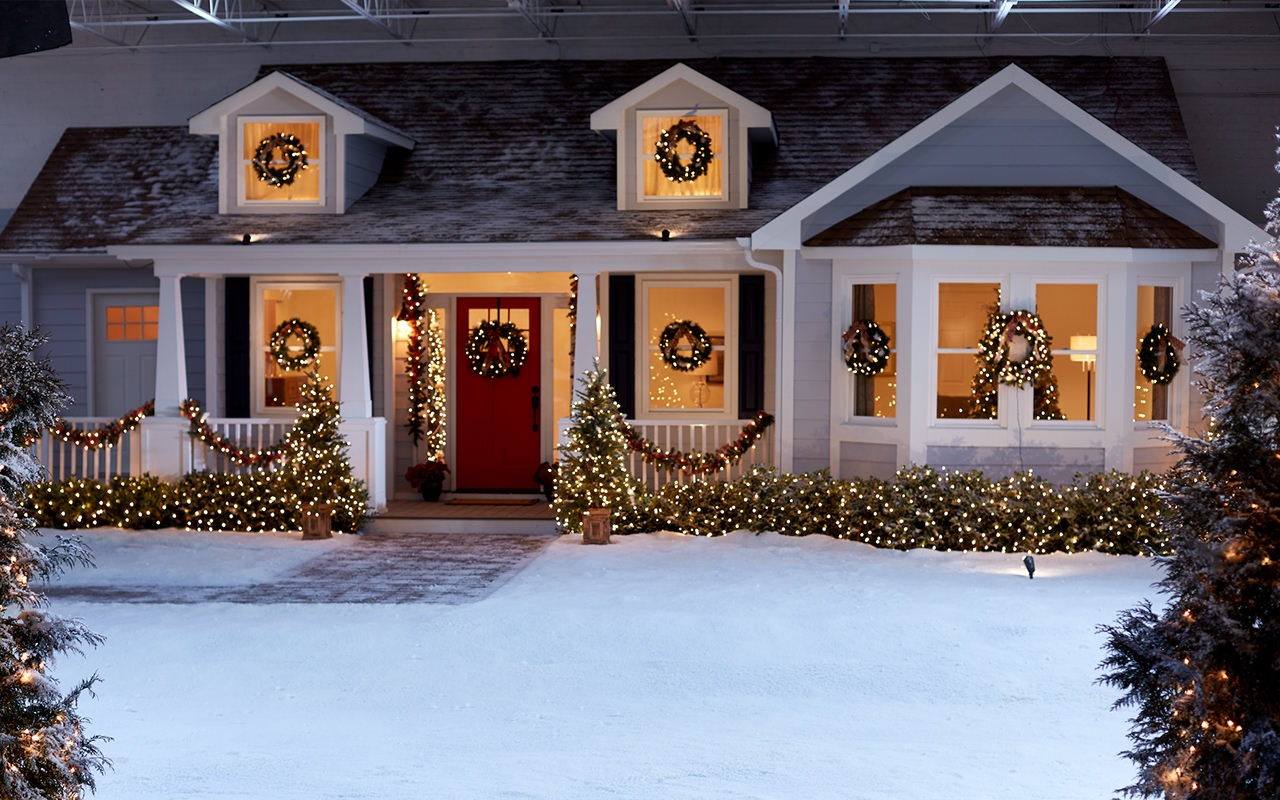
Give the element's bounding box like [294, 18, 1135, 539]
[591, 64, 776, 212]
[240, 116, 324, 206]
[640, 111, 726, 202]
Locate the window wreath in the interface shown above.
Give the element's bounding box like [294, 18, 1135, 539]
[979, 309, 1052, 387]
[841, 320, 891, 376]
[252, 132, 308, 188]
[659, 320, 714, 372]
[466, 321, 528, 379]
[654, 120, 714, 183]
[269, 318, 321, 372]
[1139, 323, 1182, 385]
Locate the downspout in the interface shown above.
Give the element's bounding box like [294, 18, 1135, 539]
[737, 238, 793, 474]
[11, 263, 32, 328]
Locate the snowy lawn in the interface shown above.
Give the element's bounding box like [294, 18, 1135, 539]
[44, 528, 1160, 800]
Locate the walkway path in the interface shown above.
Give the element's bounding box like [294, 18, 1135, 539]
[45, 533, 556, 605]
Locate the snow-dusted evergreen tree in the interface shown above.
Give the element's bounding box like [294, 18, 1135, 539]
[1098, 162, 1280, 797]
[553, 365, 639, 534]
[0, 324, 109, 798]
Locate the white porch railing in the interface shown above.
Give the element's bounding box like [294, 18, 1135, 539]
[30, 418, 144, 482]
[30, 417, 296, 482]
[623, 418, 774, 491]
[185, 417, 295, 475]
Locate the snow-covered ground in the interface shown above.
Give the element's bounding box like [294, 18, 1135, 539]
[43, 528, 1161, 800]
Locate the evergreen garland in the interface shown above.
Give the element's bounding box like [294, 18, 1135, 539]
[0, 324, 110, 797]
[50, 399, 154, 450]
[617, 411, 774, 474]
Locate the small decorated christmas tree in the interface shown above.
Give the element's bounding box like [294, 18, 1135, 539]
[553, 365, 639, 536]
[0, 324, 109, 797]
[276, 369, 368, 533]
[1098, 159, 1280, 798]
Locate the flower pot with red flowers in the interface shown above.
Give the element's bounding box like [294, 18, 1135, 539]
[534, 461, 556, 502]
[405, 460, 450, 502]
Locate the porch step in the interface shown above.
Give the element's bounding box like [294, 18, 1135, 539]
[361, 516, 557, 535]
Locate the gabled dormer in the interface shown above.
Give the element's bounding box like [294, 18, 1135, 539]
[189, 70, 414, 215]
[590, 63, 776, 211]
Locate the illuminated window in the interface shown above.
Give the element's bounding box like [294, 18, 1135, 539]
[850, 284, 896, 418]
[1135, 285, 1174, 421]
[104, 305, 158, 341]
[1036, 283, 1099, 422]
[642, 279, 732, 415]
[639, 112, 726, 201]
[937, 283, 1000, 419]
[257, 282, 339, 412]
[241, 117, 323, 204]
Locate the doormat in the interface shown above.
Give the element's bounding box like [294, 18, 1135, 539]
[447, 498, 540, 506]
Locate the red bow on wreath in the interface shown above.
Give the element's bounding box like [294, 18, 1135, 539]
[480, 323, 512, 375]
[842, 320, 872, 352]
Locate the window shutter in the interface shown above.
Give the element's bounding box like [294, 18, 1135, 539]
[739, 274, 765, 416]
[608, 275, 636, 418]
[225, 277, 250, 418]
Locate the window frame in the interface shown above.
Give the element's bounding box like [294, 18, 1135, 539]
[238, 114, 327, 208]
[250, 277, 342, 417]
[636, 275, 738, 419]
[634, 108, 730, 207]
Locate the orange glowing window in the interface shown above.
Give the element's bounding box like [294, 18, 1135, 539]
[105, 305, 159, 341]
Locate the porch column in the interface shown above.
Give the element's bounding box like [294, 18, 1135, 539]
[141, 273, 193, 481]
[339, 273, 371, 419]
[574, 270, 600, 381]
[154, 274, 187, 417]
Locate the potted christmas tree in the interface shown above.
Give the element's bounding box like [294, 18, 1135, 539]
[553, 365, 639, 544]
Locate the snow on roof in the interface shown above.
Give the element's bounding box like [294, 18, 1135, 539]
[0, 57, 1198, 253]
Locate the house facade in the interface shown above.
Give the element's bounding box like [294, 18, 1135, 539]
[0, 57, 1265, 511]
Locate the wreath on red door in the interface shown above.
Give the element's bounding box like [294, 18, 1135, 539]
[466, 321, 528, 379]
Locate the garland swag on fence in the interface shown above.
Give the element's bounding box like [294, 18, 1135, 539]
[48, 399, 155, 449]
[179, 399, 287, 468]
[617, 411, 774, 475]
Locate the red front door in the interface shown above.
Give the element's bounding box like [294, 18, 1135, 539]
[454, 297, 542, 492]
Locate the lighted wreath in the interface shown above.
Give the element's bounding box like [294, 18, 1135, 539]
[979, 309, 1052, 387]
[654, 120, 713, 183]
[841, 320, 891, 376]
[659, 320, 714, 372]
[466, 321, 528, 379]
[1139, 323, 1182, 385]
[269, 318, 321, 372]
[252, 132, 308, 188]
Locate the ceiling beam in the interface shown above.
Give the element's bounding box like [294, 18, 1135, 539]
[507, 0, 557, 39]
[169, 0, 257, 42]
[67, 0, 137, 47]
[1144, 0, 1182, 31]
[668, 0, 697, 40]
[990, 0, 1016, 32]
[339, 0, 411, 40]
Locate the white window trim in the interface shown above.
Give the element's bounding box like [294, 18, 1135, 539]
[634, 108, 729, 207]
[251, 277, 342, 417]
[837, 274, 900, 425]
[1024, 275, 1105, 430]
[238, 114, 327, 208]
[637, 275, 738, 419]
[1132, 273, 1188, 432]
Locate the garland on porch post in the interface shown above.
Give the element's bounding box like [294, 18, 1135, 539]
[400, 274, 446, 459]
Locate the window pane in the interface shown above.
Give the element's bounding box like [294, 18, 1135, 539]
[852, 283, 896, 418]
[937, 283, 999, 419]
[646, 283, 727, 412]
[641, 114, 724, 199]
[105, 305, 158, 341]
[243, 120, 321, 202]
[1037, 283, 1097, 422]
[1135, 285, 1173, 421]
[262, 286, 337, 409]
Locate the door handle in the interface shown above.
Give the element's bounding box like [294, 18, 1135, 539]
[531, 385, 540, 432]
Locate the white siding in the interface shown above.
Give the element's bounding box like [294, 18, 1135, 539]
[791, 258, 831, 473]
